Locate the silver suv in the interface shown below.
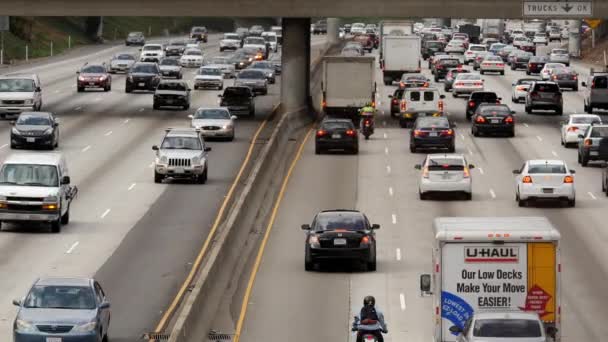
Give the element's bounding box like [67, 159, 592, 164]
[577, 123, 608, 166]
[0, 74, 42, 118]
[582, 70, 608, 113]
[152, 128, 211, 184]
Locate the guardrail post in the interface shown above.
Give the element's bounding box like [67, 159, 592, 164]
[68, 35, 71, 49]
[50, 41, 53, 56]
[25, 45, 28, 62]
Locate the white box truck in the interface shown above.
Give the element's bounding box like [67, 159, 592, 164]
[321, 56, 376, 122]
[380, 20, 413, 37]
[420, 217, 561, 342]
[482, 19, 505, 40]
[381, 35, 421, 85]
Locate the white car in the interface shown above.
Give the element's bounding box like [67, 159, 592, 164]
[180, 49, 204, 68]
[452, 73, 484, 97]
[512, 36, 529, 48]
[350, 23, 366, 35]
[479, 55, 505, 75]
[541, 62, 567, 80]
[189, 107, 236, 141]
[549, 48, 570, 66]
[261, 32, 278, 52]
[193, 66, 224, 90]
[186, 39, 201, 50]
[549, 29, 562, 42]
[416, 154, 474, 200]
[511, 78, 538, 103]
[464, 44, 487, 64]
[243, 36, 268, 58]
[560, 114, 602, 147]
[445, 40, 466, 54]
[532, 33, 548, 45]
[219, 33, 241, 52]
[513, 159, 576, 207]
[451, 311, 553, 342]
[140, 44, 165, 62]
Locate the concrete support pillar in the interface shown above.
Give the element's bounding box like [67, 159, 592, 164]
[327, 18, 340, 45]
[569, 19, 582, 57]
[281, 18, 311, 112]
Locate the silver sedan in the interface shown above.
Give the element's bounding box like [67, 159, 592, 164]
[189, 107, 236, 141]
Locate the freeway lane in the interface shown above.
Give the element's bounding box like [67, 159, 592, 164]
[237, 43, 608, 342]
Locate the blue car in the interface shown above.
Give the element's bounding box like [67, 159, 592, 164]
[13, 277, 111, 342]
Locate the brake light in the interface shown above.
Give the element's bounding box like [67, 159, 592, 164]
[474, 82, 483, 86]
[400, 82, 405, 88]
[468, 101, 475, 108]
[392, 99, 398, 104]
[522, 176, 533, 183]
[322, 100, 327, 108]
[422, 166, 429, 178]
[346, 129, 356, 136]
[504, 116, 514, 124]
[463, 167, 470, 178]
[436, 65, 444, 69]
[528, 63, 532, 68]
[567, 126, 578, 132]
[438, 100, 444, 112]
[423, 82, 429, 87]
[516, 85, 527, 91]
[475, 116, 486, 123]
[531, 92, 540, 99]
[572, 75, 578, 80]
[497, 63, 504, 67]
[414, 130, 427, 137]
[552, 75, 557, 80]
[400, 100, 407, 111]
[563, 175, 574, 183]
[440, 129, 454, 136]
[455, 82, 464, 86]
[584, 138, 592, 147]
[316, 129, 326, 137]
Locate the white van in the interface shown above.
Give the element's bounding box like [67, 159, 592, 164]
[399, 87, 446, 126]
[0, 74, 43, 118]
[261, 32, 278, 52]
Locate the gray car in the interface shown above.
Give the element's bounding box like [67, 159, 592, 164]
[13, 277, 111, 342]
[165, 39, 187, 57]
[158, 58, 183, 79]
[582, 71, 608, 113]
[248, 61, 276, 84]
[577, 123, 608, 166]
[125, 31, 145, 46]
[549, 48, 570, 66]
[234, 69, 268, 95]
[550, 68, 578, 91]
[153, 80, 191, 110]
[108, 53, 136, 73]
[189, 107, 237, 141]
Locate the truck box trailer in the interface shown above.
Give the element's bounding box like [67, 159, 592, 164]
[381, 35, 421, 85]
[420, 217, 561, 342]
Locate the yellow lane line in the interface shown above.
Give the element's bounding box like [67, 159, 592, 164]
[233, 126, 314, 342]
[154, 117, 270, 333]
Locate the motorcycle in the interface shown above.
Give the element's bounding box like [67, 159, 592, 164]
[352, 316, 380, 342]
[360, 116, 374, 140]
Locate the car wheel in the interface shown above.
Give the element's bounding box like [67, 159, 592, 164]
[473, 127, 479, 137]
[584, 103, 591, 113]
[10, 142, 16, 149]
[555, 107, 563, 115]
[509, 129, 515, 137]
[434, 76, 439, 82]
[573, 85, 578, 91]
[366, 259, 377, 272]
[77, 87, 84, 92]
[183, 104, 190, 110]
[410, 145, 417, 153]
[50, 220, 61, 233]
[568, 198, 576, 207]
[512, 97, 518, 103]
[518, 198, 526, 207]
[125, 87, 132, 93]
[352, 145, 359, 154]
[218, 85, 223, 90]
[500, 71, 505, 75]
[581, 155, 589, 167]
[153, 103, 160, 110]
[315, 145, 322, 154]
[448, 144, 455, 153]
[154, 171, 163, 184]
[525, 106, 532, 114]
[384, 80, 391, 86]
[465, 192, 472, 200]
[480, 71, 484, 75]
[61, 209, 70, 225]
[200, 167, 208, 184]
[419, 190, 427, 200]
[452, 92, 458, 98]
[526, 71, 531, 75]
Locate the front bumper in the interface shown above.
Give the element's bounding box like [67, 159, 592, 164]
[154, 97, 189, 106]
[165, 50, 184, 56]
[0, 105, 35, 115]
[199, 127, 234, 138]
[140, 56, 161, 63]
[195, 80, 223, 89]
[0, 210, 60, 222]
[127, 79, 157, 90]
[155, 165, 204, 176]
[78, 80, 107, 88]
[519, 183, 575, 200]
[420, 177, 471, 193]
[110, 64, 131, 72]
[14, 331, 99, 342]
[161, 70, 181, 78]
[225, 106, 252, 116]
[12, 133, 54, 146]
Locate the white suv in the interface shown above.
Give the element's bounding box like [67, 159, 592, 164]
[140, 44, 165, 62]
[152, 128, 211, 184]
[464, 44, 487, 64]
[415, 153, 474, 200]
[398, 87, 446, 127]
[0, 74, 42, 118]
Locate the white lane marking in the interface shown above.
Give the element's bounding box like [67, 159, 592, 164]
[128, 183, 136, 191]
[388, 187, 394, 196]
[396, 248, 401, 261]
[467, 148, 474, 155]
[524, 123, 529, 127]
[478, 167, 484, 175]
[122, 119, 130, 125]
[0, 144, 8, 149]
[385, 147, 389, 155]
[66, 241, 79, 254]
[138, 108, 145, 112]
[392, 214, 397, 224]
[551, 150, 559, 157]
[74, 106, 82, 111]
[588, 192, 597, 200]
[100, 208, 111, 219]
[383, 132, 387, 139]
[460, 133, 465, 141]
[399, 293, 406, 311]
[81, 145, 91, 152]
[104, 130, 113, 136]
[386, 165, 391, 174]
[536, 135, 543, 142]
[54, 89, 60, 94]
[490, 189, 496, 199]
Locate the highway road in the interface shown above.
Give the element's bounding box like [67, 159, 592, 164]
[0, 32, 327, 341]
[236, 41, 608, 342]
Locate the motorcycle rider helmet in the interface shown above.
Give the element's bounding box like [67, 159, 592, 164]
[363, 295, 376, 307]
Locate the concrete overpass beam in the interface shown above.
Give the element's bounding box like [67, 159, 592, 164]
[281, 18, 311, 112]
[326, 18, 340, 45]
[569, 19, 582, 58]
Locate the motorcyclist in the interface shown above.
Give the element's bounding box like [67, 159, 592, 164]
[359, 105, 376, 131]
[353, 295, 388, 342]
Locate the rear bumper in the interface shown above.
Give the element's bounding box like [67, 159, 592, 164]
[420, 178, 471, 193]
[453, 86, 483, 94]
[310, 247, 370, 260]
[316, 138, 358, 150]
[12, 133, 54, 146]
[555, 80, 577, 89]
[473, 123, 514, 133]
[411, 137, 454, 149]
[520, 184, 575, 200]
[529, 102, 561, 110]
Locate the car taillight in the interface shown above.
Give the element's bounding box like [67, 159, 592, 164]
[399, 82, 405, 88]
[584, 138, 592, 147]
[475, 116, 486, 123]
[400, 100, 407, 111]
[504, 116, 514, 124]
[455, 82, 464, 86]
[572, 75, 577, 80]
[563, 175, 574, 184]
[463, 167, 470, 178]
[516, 85, 526, 91]
[474, 82, 483, 86]
[531, 92, 540, 99]
[414, 130, 427, 137]
[422, 167, 429, 178]
[482, 63, 489, 66]
[316, 129, 326, 137]
[497, 63, 504, 67]
[522, 175, 533, 183]
[322, 100, 327, 108]
[438, 100, 444, 112]
[528, 63, 533, 68]
[436, 65, 443, 69]
[468, 101, 475, 108]
[346, 129, 356, 136]
[567, 126, 578, 132]
[423, 82, 429, 87]
[440, 129, 454, 136]
[392, 99, 398, 104]
[552, 75, 557, 80]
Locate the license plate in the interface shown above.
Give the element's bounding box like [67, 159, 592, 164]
[429, 132, 438, 137]
[442, 173, 451, 179]
[590, 151, 599, 156]
[542, 188, 554, 193]
[333, 238, 347, 246]
[138, 82, 145, 87]
[89, 82, 95, 86]
[332, 134, 341, 139]
[26, 137, 35, 143]
[174, 167, 184, 173]
[491, 119, 500, 124]
[46, 338, 62, 342]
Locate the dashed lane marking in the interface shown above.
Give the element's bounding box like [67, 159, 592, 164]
[400, 293, 406, 311]
[552, 151, 558, 157]
[81, 145, 91, 152]
[388, 187, 394, 196]
[588, 192, 597, 200]
[490, 189, 496, 199]
[396, 248, 401, 261]
[536, 135, 543, 142]
[104, 130, 113, 136]
[100, 208, 111, 219]
[478, 167, 484, 175]
[386, 165, 391, 174]
[392, 214, 397, 224]
[128, 183, 136, 191]
[66, 241, 79, 254]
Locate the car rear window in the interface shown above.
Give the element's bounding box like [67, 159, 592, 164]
[157, 82, 187, 91]
[590, 127, 608, 137]
[528, 164, 567, 174]
[479, 106, 510, 116]
[322, 121, 354, 130]
[470, 46, 486, 51]
[534, 83, 560, 92]
[440, 59, 459, 67]
[471, 92, 498, 101]
[592, 76, 608, 89]
[427, 158, 464, 171]
[473, 319, 542, 338]
[223, 87, 251, 97]
[416, 117, 449, 129]
[314, 212, 366, 231]
[572, 116, 601, 124]
[423, 91, 435, 101]
[409, 91, 421, 101]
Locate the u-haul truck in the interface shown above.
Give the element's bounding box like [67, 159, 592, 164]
[420, 217, 561, 342]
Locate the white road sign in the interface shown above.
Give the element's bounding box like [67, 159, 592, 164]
[523, 1, 592, 17]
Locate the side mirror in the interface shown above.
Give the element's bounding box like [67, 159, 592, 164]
[10, 121, 15, 125]
[204, 146, 212, 152]
[99, 301, 111, 310]
[188, 115, 193, 119]
[414, 164, 422, 170]
[468, 164, 475, 169]
[512, 169, 521, 174]
[12, 299, 21, 306]
[152, 145, 159, 151]
[371, 223, 380, 230]
[76, 71, 80, 74]
[301, 224, 311, 230]
[497, 97, 502, 101]
[53, 122, 59, 127]
[61, 176, 71, 185]
[570, 169, 576, 174]
[449, 326, 463, 334]
[231, 115, 238, 120]
[511, 110, 516, 114]
[440, 94, 446, 99]
[35, 87, 41, 92]
[420, 274, 432, 293]
[388, 95, 393, 98]
[187, 88, 191, 91]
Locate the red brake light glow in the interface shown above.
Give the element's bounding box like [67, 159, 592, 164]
[567, 126, 578, 132]
[346, 129, 356, 136]
[504, 116, 514, 124]
[475, 116, 486, 123]
[468, 101, 475, 108]
[316, 129, 326, 137]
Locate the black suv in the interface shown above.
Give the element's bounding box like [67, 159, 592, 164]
[218, 86, 256, 117]
[422, 40, 444, 60]
[471, 104, 515, 137]
[301, 209, 379, 271]
[465, 91, 501, 120]
[125, 62, 161, 93]
[525, 81, 563, 115]
[315, 118, 359, 154]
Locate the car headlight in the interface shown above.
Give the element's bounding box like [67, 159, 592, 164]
[159, 156, 168, 164]
[24, 99, 33, 105]
[73, 321, 97, 333]
[191, 156, 201, 165]
[43, 195, 59, 202]
[15, 319, 36, 332]
[223, 124, 233, 129]
[267, 73, 273, 77]
[11, 127, 20, 135]
[43, 128, 53, 135]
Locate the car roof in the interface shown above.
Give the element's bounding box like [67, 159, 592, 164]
[406, 87, 439, 91]
[196, 107, 229, 112]
[318, 209, 363, 215]
[0, 73, 37, 80]
[416, 116, 449, 124]
[473, 310, 541, 320]
[516, 78, 539, 83]
[321, 118, 353, 124]
[527, 159, 565, 165]
[19, 111, 52, 117]
[4, 152, 63, 165]
[569, 113, 600, 118]
[35, 277, 93, 287]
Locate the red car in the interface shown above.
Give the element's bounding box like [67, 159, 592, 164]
[77, 63, 112, 92]
[354, 34, 374, 53]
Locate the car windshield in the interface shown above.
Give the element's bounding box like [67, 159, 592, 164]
[572, 116, 601, 124]
[470, 46, 486, 51]
[528, 163, 567, 174]
[490, 44, 506, 50]
[480, 107, 510, 116]
[23, 285, 96, 310]
[185, 50, 202, 56]
[115, 54, 134, 60]
[427, 157, 464, 171]
[472, 92, 498, 100]
[0, 164, 58, 187]
[314, 212, 366, 231]
[131, 64, 157, 73]
[160, 59, 179, 66]
[440, 59, 459, 67]
[427, 42, 442, 48]
[263, 35, 277, 42]
[157, 82, 187, 91]
[238, 70, 263, 79]
[128, 32, 142, 37]
[535, 83, 560, 92]
[143, 45, 162, 51]
[245, 38, 265, 45]
[486, 56, 502, 61]
[321, 121, 353, 130]
[17, 114, 51, 125]
[590, 127, 608, 137]
[553, 49, 568, 54]
[194, 109, 230, 119]
[169, 41, 186, 46]
[0, 79, 35, 92]
[417, 118, 449, 129]
[530, 56, 548, 63]
[225, 34, 239, 40]
[161, 136, 201, 150]
[200, 68, 222, 76]
[473, 319, 542, 338]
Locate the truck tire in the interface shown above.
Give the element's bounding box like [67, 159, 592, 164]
[154, 171, 163, 184]
[50, 220, 61, 233]
[61, 209, 70, 225]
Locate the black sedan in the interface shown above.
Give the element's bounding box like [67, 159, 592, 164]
[399, 74, 429, 89]
[315, 118, 358, 154]
[125, 62, 161, 93]
[388, 88, 404, 117]
[471, 104, 515, 137]
[510, 51, 533, 70]
[302, 209, 379, 271]
[409, 116, 455, 153]
[550, 68, 579, 91]
[466, 91, 501, 120]
[527, 56, 548, 75]
[10, 111, 59, 149]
